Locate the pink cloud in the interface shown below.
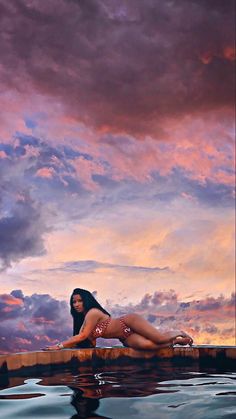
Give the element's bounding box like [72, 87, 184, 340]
[223, 45, 235, 61]
[0, 150, 7, 158]
[30, 317, 55, 325]
[0, 289, 235, 353]
[71, 156, 106, 191]
[2, 307, 14, 313]
[35, 167, 56, 178]
[97, 113, 234, 186]
[199, 44, 235, 64]
[15, 337, 31, 346]
[0, 0, 234, 140]
[23, 144, 41, 158]
[34, 335, 52, 343]
[17, 321, 27, 332]
[181, 192, 197, 203]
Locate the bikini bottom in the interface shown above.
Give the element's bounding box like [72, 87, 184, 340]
[118, 316, 134, 344]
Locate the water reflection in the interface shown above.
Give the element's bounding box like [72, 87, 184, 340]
[0, 362, 236, 419]
[70, 392, 111, 418]
[42, 362, 200, 397]
[1, 361, 194, 398]
[66, 362, 182, 417]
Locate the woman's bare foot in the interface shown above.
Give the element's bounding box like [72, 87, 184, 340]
[180, 331, 193, 345]
[173, 336, 193, 346]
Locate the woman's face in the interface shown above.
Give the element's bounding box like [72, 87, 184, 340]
[72, 294, 85, 313]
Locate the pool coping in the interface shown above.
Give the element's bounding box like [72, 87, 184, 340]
[0, 346, 236, 375]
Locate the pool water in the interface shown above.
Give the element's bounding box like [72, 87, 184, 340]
[0, 362, 235, 418]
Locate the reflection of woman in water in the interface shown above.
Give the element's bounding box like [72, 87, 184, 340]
[70, 388, 111, 419]
[44, 288, 193, 351]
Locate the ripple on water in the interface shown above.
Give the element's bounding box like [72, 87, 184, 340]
[0, 367, 235, 419]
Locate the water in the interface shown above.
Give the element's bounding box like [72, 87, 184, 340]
[0, 362, 235, 418]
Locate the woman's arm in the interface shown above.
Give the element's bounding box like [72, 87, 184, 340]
[43, 309, 100, 350]
[57, 330, 89, 348]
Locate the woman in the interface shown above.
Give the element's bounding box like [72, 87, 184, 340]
[44, 288, 193, 351]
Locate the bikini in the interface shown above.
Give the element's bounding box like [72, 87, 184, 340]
[91, 316, 134, 340]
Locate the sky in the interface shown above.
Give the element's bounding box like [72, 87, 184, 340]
[0, 0, 235, 353]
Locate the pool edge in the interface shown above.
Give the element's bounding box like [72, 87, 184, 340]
[0, 346, 236, 374]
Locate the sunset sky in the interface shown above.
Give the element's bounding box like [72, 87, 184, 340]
[0, 0, 235, 353]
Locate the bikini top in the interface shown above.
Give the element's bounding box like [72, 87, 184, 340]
[91, 316, 111, 338]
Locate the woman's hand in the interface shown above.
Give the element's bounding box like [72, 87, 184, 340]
[41, 345, 61, 351]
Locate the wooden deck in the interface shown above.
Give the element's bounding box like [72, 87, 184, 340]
[0, 346, 235, 374]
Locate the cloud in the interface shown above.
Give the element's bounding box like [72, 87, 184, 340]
[1, 132, 233, 274]
[0, 150, 7, 158]
[35, 167, 56, 178]
[0, 136, 55, 270]
[0, 195, 48, 270]
[0, 0, 234, 137]
[0, 290, 71, 353]
[104, 290, 235, 345]
[0, 289, 234, 353]
[0, 294, 23, 307]
[47, 260, 170, 274]
[0, 1, 234, 301]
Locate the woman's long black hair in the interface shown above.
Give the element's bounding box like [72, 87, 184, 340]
[70, 288, 110, 348]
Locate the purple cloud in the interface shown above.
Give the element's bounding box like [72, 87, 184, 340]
[0, 0, 234, 136]
[0, 196, 48, 270]
[0, 289, 234, 354]
[0, 290, 72, 354]
[46, 260, 170, 274]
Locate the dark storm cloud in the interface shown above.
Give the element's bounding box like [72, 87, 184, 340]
[132, 290, 178, 310]
[0, 196, 48, 270]
[11, 289, 24, 300]
[152, 169, 235, 207]
[0, 0, 234, 136]
[0, 134, 97, 269]
[187, 178, 235, 208]
[0, 290, 71, 353]
[0, 135, 59, 270]
[0, 289, 234, 353]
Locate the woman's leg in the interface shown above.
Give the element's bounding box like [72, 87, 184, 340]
[122, 333, 193, 350]
[121, 333, 172, 350]
[123, 313, 193, 345]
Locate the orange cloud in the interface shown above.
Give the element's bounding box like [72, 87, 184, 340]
[200, 51, 213, 64]
[35, 167, 56, 178]
[223, 46, 235, 61]
[200, 45, 235, 65]
[1, 294, 23, 305]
